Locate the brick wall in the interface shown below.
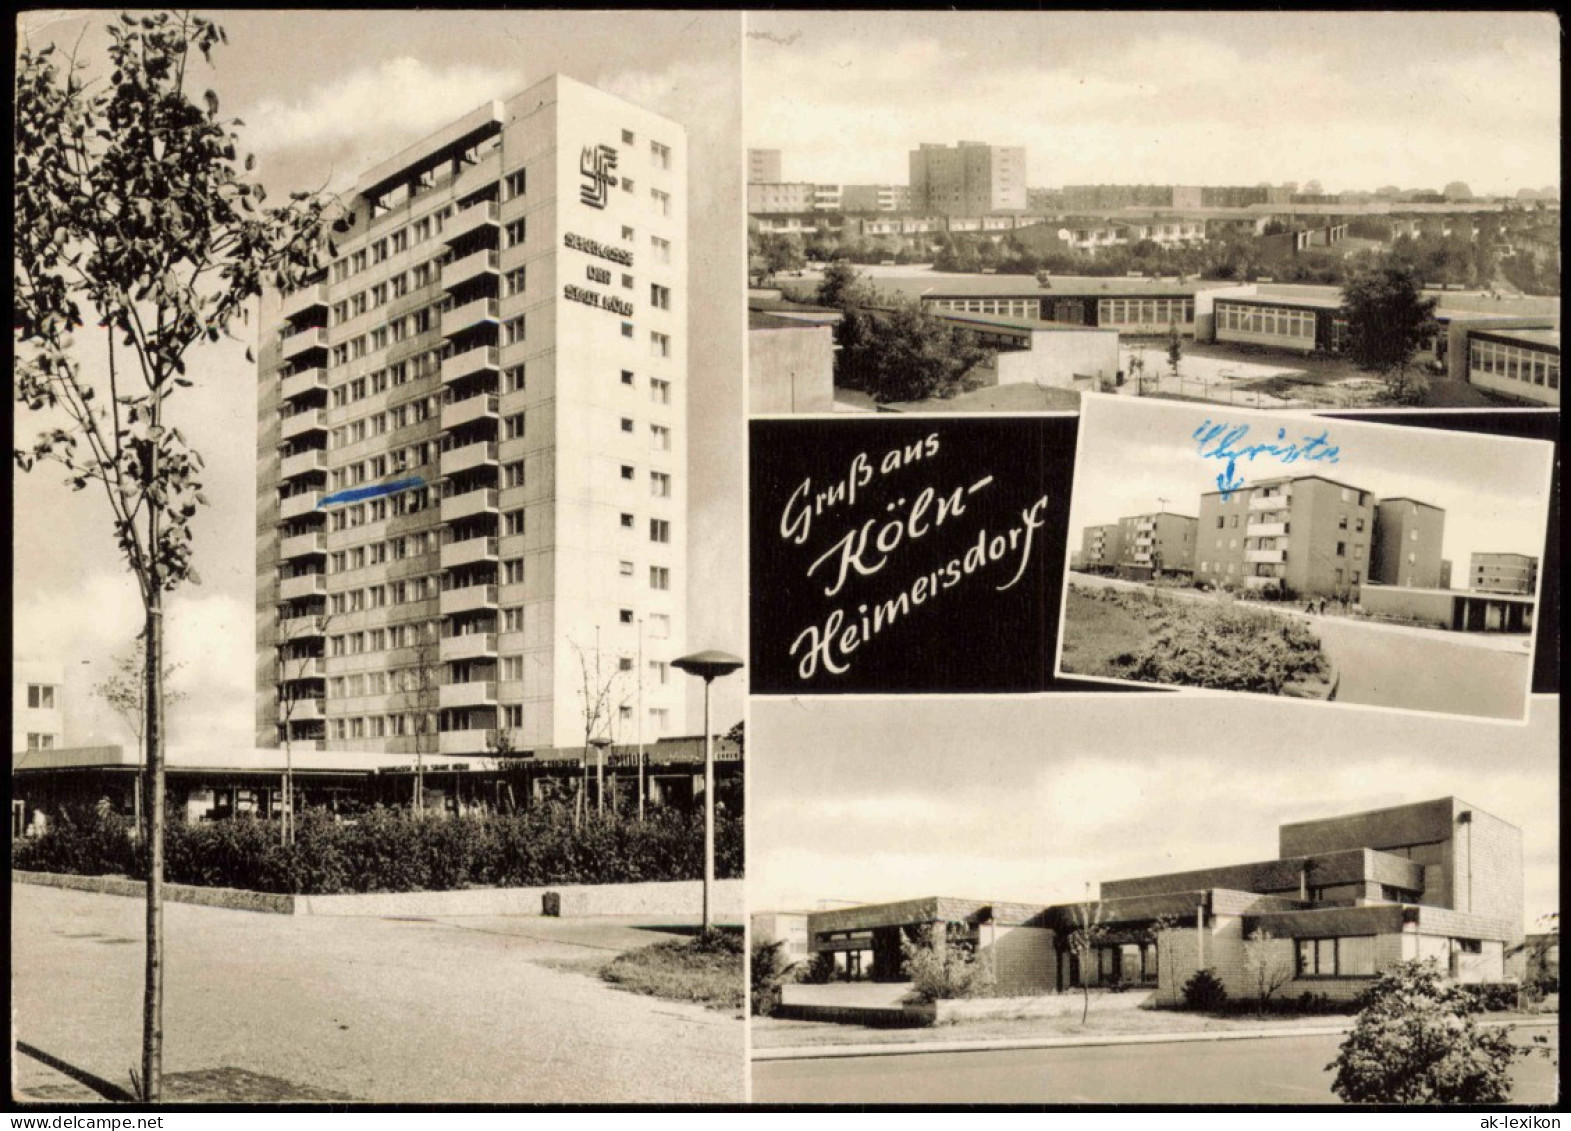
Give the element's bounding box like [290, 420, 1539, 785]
[980, 925, 1057, 995]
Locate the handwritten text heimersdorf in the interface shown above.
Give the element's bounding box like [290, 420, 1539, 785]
[779, 431, 1049, 680]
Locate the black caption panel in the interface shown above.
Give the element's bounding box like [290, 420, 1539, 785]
[750, 416, 1135, 695]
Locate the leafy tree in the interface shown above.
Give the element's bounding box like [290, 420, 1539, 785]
[1166, 323, 1183, 382]
[1241, 928, 1295, 1016]
[1328, 958, 1522, 1104]
[754, 232, 805, 279]
[750, 937, 795, 1017]
[900, 927, 995, 1003]
[94, 637, 188, 835]
[14, 12, 329, 1099]
[834, 300, 991, 404]
[1340, 266, 1439, 405]
[814, 257, 870, 309]
[1066, 892, 1109, 1024]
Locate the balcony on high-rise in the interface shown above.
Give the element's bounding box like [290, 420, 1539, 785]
[279, 326, 328, 362]
[439, 583, 499, 616]
[440, 632, 499, 662]
[279, 408, 327, 442]
[440, 440, 499, 478]
[440, 535, 500, 571]
[440, 486, 500, 523]
[279, 367, 328, 402]
[280, 281, 329, 321]
[1246, 521, 1288, 538]
[279, 572, 327, 601]
[279, 531, 328, 561]
[441, 344, 500, 384]
[280, 448, 329, 481]
[442, 248, 501, 290]
[1245, 549, 1286, 564]
[438, 680, 499, 709]
[441, 200, 500, 244]
[278, 490, 324, 520]
[441, 296, 501, 337]
[441, 393, 500, 431]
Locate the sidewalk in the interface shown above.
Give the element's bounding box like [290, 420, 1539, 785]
[752, 1015, 1559, 1062]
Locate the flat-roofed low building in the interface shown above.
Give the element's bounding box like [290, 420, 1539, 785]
[749, 309, 836, 414]
[793, 797, 1523, 1012]
[1464, 327, 1560, 407]
[1359, 585, 1535, 633]
[1470, 552, 1539, 595]
[1211, 290, 1349, 354]
[917, 310, 1119, 393]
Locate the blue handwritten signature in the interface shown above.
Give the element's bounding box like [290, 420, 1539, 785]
[1192, 420, 1340, 498]
[318, 476, 426, 509]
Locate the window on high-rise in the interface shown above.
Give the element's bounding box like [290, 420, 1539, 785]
[651, 188, 670, 216]
[506, 267, 527, 297]
[620, 417, 634, 434]
[650, 332, 671, 359]
[505, 219, 527, 247]
[504, 364, 526, 393]
[504, 170, 526, 199]
[650, 284, 670, 311]
[650, 471, 671, 498]
[650, 141, 671, 170]
[651, 236, 671, 264]
[26, 685, 55, 710]
[649, 566, 670, 591]
[650, 378, 670, 405]
[650, 424, 671, 451]
[650, 519, 670, 544]
[505, 315, 526, 345]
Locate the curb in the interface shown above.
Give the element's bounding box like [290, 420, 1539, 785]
[751, 1017, 1559, 1062]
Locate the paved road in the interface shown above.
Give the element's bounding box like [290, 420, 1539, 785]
[1310, 616, 1529, 720]
[12, 884, 743, 1104]
[752, 1029, 1559, 1105]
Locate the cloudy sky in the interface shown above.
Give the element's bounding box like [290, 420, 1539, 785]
[13, 10, 744, 748]
[750, 692, 1560, 932]
[1067, 397, 1555, 573]
[746, 11, 1561, 197]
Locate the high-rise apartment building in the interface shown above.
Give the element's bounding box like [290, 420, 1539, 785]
[257, 74, 689, 757]
[1116, 511, 1197, 576]
[748, 148, 782, 184]
[909, 141, 1027, 215]
[1371, 497, 1447, 589]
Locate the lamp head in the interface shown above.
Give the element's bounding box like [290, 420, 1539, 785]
[672, 650, 745, 683]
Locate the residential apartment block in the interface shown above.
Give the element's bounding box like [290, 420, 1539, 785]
[1116, 511, 1197, 578]
[257, 74, 689, 758]
[1469, 552, 1539, 595]
[12, 661, 64, 756]
[1078, 523, 1126, 573]
[747, 148, 782, 184]
[908, 141, 1027, 216]
[1372, 497, 1447, 590]
[1195, 475, 1391, 599]
[796, 798, 1522, 1004]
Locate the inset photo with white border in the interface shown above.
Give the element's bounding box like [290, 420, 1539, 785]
[1055, 395, 1554, 723]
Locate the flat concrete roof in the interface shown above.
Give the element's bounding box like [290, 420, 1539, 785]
[1364, 584, 1535, 604]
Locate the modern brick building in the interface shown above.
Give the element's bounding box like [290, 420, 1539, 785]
[1469, 552, 1539, 595]
[909, 141, 1027, 216]
[12, 661, 64, 756]
[257, 75, 690, 768]
[799, 798, 1523, 1005]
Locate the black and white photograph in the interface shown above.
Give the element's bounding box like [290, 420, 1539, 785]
[748, 694, 1560, 1105]
[747, 11, 1559, 416]
[1055, 396, 1556, 723]
[12, 9, 746, 1106]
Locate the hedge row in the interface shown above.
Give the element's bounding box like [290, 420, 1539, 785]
[12, 804, 743, 895]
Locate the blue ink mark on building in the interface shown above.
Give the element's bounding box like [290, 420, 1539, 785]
[317, 476, 426, 509]
[1191, 421, 1340, 499]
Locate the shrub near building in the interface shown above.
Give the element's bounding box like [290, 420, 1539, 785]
[13, 804, 744, 895]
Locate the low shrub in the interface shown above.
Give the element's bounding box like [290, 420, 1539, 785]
[602, 932, 745, 1012]
[1097, 589, 1330, 694]
[1450, 982, 1520, 1014]
[901, 931, 995, 1003]
[14, 803, 744, 895]
[750, 938, 793, 1017]
[1181, 968, 1228, 1011]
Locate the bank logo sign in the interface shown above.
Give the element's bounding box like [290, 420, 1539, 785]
[579, 144, 619, 209]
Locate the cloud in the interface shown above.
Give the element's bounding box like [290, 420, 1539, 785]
[245, 57, 526, 158]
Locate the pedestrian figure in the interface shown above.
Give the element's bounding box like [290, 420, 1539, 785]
[1304, 601, 1314, 615]
[1318, 598, 1327, 616]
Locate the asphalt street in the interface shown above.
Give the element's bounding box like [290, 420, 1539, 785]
[752, 1028, 1560, 1105]
[11, 883, 744, 1104]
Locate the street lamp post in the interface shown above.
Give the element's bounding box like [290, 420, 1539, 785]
[672, 650, 743, 935]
